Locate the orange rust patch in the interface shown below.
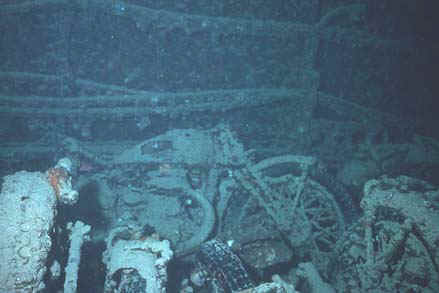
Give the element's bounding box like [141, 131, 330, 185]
[47, 167, 68, 200]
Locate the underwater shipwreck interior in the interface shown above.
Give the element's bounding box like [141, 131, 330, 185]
[1, 0, 439, 292]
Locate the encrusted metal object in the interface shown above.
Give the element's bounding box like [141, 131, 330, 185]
[195, 240, 254, 293]
[333, 176, 439, 292]
[221, 155, 345, 275]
